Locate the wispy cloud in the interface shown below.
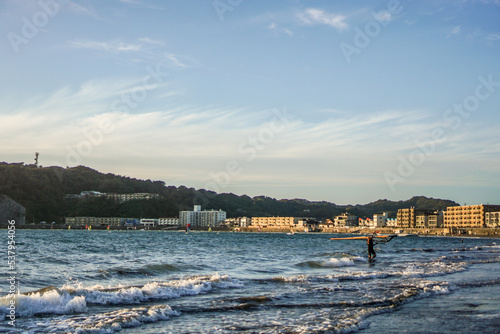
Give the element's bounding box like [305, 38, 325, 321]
[67, 2, 100, 19]
[268, 22, 294, 37]
[139, 37, 165, 46]
[447, 25, 461, 37]
[486, 33, 500, 40]
[297, 8, 348, 31]
[70, 39, 143, 52]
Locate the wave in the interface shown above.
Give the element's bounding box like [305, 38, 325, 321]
[274, 257, 468, 284]
[95, 262, 205, 279]
[170, 280, 454, 334]
[0, 274, 243, 319]
[296, 256, 365, 269]
[40, 305, 179, 334]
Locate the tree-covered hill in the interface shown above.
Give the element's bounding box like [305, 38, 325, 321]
[0, 162, 459, 223]
[355, 196, 460, 218]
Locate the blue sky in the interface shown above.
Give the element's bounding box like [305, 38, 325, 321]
[1, 0, 499, 205]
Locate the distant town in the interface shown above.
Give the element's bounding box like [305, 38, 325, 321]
[2, 190, 499, 236]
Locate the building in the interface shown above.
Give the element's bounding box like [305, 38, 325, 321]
[397, 208, 416, 228]
[428, 211, 444, 228]
[106, 193, 160, 203]
[386, 218, 398, 227]
[250, 216, 307, 229]
[222, 217, 250, 227]
[158, 218, 179, 226]
[397, 208, 435, 228]
[358, 218, 371, 227]
[140, 218, 158, 227]
[80, 191, 105, 198]
[372, 212, 388, 228]
[415, 214, 428, 228]
[0, 195, 26, 225]
[485, 212, 500, 228]
[444, 205, 500, 228]
[178, 205, 227, 227]
[319, 219, 335, 230]
[65, 216, 122, 226]
[64, 191, 160, 203]
[333, 213, 358, 227]
[123, 218, 140, 227]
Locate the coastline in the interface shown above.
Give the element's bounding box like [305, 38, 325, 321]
[4, 224, 500, 238]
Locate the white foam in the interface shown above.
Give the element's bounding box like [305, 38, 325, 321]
[324, 257, 357, 267]
[72, 273, 243, 305]
[45, 304, 179, 333]
[0, 274, 242, 319]
[0, 290, 87, 317]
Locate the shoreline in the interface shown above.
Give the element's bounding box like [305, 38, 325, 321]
[2, 224, 500, 238]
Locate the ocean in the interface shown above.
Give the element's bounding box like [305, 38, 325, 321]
[1, 230, 499, 333]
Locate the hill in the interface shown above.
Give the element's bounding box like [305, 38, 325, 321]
[0, 162, 459, 223]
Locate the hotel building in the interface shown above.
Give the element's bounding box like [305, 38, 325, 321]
[444, 204, 500, 228]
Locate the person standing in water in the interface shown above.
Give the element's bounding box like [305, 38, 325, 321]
[367, 236, 376, 260]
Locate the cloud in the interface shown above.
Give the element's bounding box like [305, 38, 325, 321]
[1, 77, 497, 202]
[297, 8, 348, 31]
[70, 39, 143, 52]
[164, 53, 191, 68]
[139, 38, 165, 46]
[446, 25, 461, 37]
[486, 33, 500, 40]
[67, 2, 100, 19]
[268, 22, 294, 37]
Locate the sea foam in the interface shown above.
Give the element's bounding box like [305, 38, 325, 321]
[0, 274, 242, 319]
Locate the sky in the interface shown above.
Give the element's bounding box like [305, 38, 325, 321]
[0, 0, 499, 206]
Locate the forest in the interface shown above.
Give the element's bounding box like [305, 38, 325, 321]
[0, 162, 459, 223]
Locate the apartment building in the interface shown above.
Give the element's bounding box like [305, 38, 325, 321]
[333, 213, 359, 227]
[223, 217, 250, 227]
[485, 212, 500, 228]
[65, 216, 122, 226]
[250, 216, 306, 229]
[397, 208, 435, 228]
[106, 193, 159, 203]
[158, 217, 179, 226]
[427, 211, 444, 228]
[372, 212, 388, 228]
[444, 204, 500, 228]
[179, 205, 227, 227]
[140, 218, 158, 227]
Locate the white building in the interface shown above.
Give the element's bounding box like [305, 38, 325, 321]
[158, 217, 179, 226]
[333, 213, 358, 227]
[106, 193, 159, 203]
[223, 217, 250, 227]
[140, 218, 158, 227]
[386, 218, 398, 227]
[179, 206, 227, 227]
[371, 212, 388, 228]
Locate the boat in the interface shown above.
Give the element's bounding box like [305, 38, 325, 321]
[394, 230, 418, 237]
[286, 229, 295, 235]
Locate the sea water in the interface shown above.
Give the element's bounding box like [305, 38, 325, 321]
[0, 230, 499, 333]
